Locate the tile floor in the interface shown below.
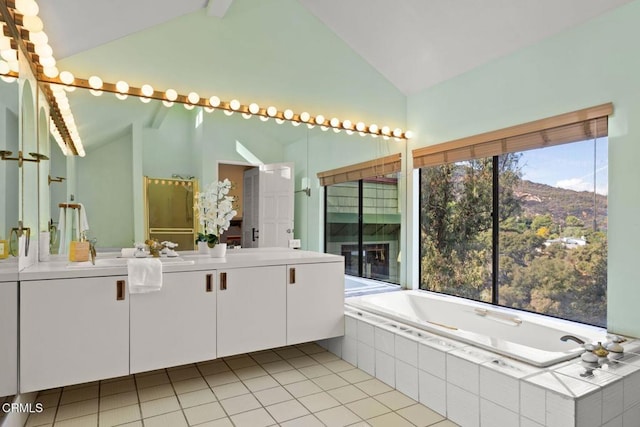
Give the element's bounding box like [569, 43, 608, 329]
[24, 342, 458, 427]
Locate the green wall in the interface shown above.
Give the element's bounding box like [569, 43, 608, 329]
[406, 0, 640, 337]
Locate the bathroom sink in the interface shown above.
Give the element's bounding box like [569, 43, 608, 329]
[66, 257, 195, 268]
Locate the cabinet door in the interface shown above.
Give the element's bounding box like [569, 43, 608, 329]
[0, 282, 17, 397]
[130, 271, 216, 373]
[217, 266, 286, 357]
[287, 262, 345, 345]
[20, 276, 129, 392]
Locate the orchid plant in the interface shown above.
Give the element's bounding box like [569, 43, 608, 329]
[195, 179, 237, 247]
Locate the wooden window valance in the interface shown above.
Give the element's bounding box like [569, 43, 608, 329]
[412, 103, 612, 168]
[317, 153, 402, 186]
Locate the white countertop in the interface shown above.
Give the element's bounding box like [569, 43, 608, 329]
[19, 248, 344, 281]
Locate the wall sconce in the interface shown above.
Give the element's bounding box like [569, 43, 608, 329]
[48, 175, 66, 185]
[0, 150, 49, 167]
[295, 177, 311, 197]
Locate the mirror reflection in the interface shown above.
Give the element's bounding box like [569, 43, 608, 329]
[0, 77, 19, 271]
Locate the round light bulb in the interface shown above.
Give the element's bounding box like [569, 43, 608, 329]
[314, 115, 325, 125]
[204, 107, 214, 113]
[330, 118, 340, 128]
[39, 56, 56, 68]
[115, 93, 128, 101]
[64, 85, 76, 92]
[223, 110, 234, 116]
[22, 16, 43, 32]
[355, 122, 365, 132]
[292, 121, 301, 127]
[34, 43, 53, 58]
[16, 0, 39, 16]
[300, 112, 310, 122]
[283, 109, 294, 120]
[88, 75, 103, 90]
[260, 116, 269, 122]
[42, 66, 59, 78]
[0, 76, 16, 83]
[242, 113, 252, 119]
[275, 118, 284, 124]
[321, 126, 329, 132]
[140, 97, 151, 104]
[342, 120, 353, 130]
[165, 88, 178, 101]
[115, 80, 129, 93]
[29, 31, 48, 46]
[381, 126, 391, 136]
[89, 89, 103, 97]
[393, 128, 402, 138]
[7, 60, 18, 72]
[248, 103, 260, 114]
[369, 124, 379, 134]
[0, 49, 17, 62]
[141, 84, 154, 97]
[0, 36, 11, 51]
[0, 60, 9, 74]
[184, 104, 194, 110]
[59, 71, 74, 85]
[307, 124, 315, 129]
[404, 130, 414, 139]
[162, 100, 174, 108]
[209, 96, 221, 107]
[267, 106, 277, 117]
[187, 92, 200, 104]
[229, 99, 241, 110]
[333, 128, 341, 133]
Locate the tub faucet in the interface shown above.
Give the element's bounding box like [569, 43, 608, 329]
[560, 335, 585, 345]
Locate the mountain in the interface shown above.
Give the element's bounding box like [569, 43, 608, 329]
[515, 180, 608, 230]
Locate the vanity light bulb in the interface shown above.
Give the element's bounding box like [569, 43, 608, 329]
[300, 112, 310, 122]
[283, 109, 294, 120]
[0, 75, 16, 83]
[307, 124, 315, 129]
[140, 97, 151, 104]
[184, 104, 195, 110]
[141, 84, 154, 97]
[209, 96, 221, 107]
[369, 124, 379, 134]
[315, 115, 325, 125]
[88, 75, 103, 90]
[115, 81, 129, 93]
[404, 130, 414, 139]
[223, 110, 234, 116]
[0, 49, 17, 62]
[115, 93, 128, 101]
[43, 66, 59, 78]
[259, 116, 269, 122]
[0, 36, 11, 51]
[204, 107, 214, 113]
[29, 31, 48, 46]
[165, 89, 178, 102]
[89, 89, 103, 97]
[7, 60, 18, 72]
[0, 60, 10, 74]
[59, 71, 75, 85]
[267, 106, 278, 117]
[393, 128, 403, 138]
[22, 16, 44, 32]
[242, 113, 252, 119]
[329, 118, 340, 128]
[187, 92, 200, 104]
[275, 118, 284, 124]
[248, 103, 260, 114]
[35, 44, 53, 58]
[162, 100, 174, 108]
[321, 126, 329, 132]
[333, 128, 341, 133]
[40, 56, 56, 68]
[380, 126, 390, 136]
[342, 120, 353, 130]
[355, 122, 365, 132]
[230, 99, 241, 110]
[291, 121, 301, 127]
[15, 0, 39, 16]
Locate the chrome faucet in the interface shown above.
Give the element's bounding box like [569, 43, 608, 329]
[89, 238, 97, 265]
[560, 335, 585, 345]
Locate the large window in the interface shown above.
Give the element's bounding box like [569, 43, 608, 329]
[417, 105, 610, 327]
[325, 174, 401, 284]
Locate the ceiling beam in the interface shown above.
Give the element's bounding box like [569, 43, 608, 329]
[206, 0, 234, 18]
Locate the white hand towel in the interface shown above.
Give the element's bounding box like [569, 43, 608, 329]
[127, 258, 163, 294]
[77, 203, 90, 235]
[58, 207, 67, 255]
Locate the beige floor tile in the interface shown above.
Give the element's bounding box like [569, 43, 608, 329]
[328, 385, 369, 404]
[266, 399, 310, 422]
[284, 380, 323, 398]
[313, 373, 350, 390]
[167, 366, 202, 382]
[346, 397, 391, 419]
[275, 347, 306, 360]
[242, 374, 279, 392]
[287, 355, 318, 369]
[55, 398, 99, 422]
[140, 395, 180, 418]
[224, 355, 257, 370]
[373, 390, 416, 411]
[346, 422, 372, 427]
[234, 365, 268, 380]
[338, 369, 373, 384]
[355, 379, 393, 396]
[367, 412, 415, 427]
[183, 401, 227, 425]
[114, 421, 143, 427]
[100, 378, 136, 397]
[198, 361, 231, 376]
[280, 414, 325, 427]
[324, 360, 357, 373]
[253, 386, 294, 406]
[99, 390, 138, 411]
[229, 407, 276, 427]
[137, 383, 175, 403]
[250, 351, 282, 365]
[272, 369, 307, 385]
[194, 418, 234, 427]
[205, 371, 240, 387]
[135, 372, 170, 389]
[172, 376, 208, 394]
[59, 384, 99, 405]
[52, 413, 97, 427]
[25, 407, 56, 427]
[298, 391, 342, 412]
[219, 393, 261, 415]
[143, 410, 188, 427]
[310, 352, 341, 364]
[37, 391, 61, 409]
[211, 381, 249, 400]
[98, 404, 141, 427]
[261, 360, 294, 374]
[177, 388, 217, 408]
[315, 405, 361, 427]
[297, 343, 327, 355]
[397, 403, 445, 427]
[299, 364, 333, 379]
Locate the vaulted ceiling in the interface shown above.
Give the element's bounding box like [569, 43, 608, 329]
[37, 0, 633, 95]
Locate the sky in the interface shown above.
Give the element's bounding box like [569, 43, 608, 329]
[518, 137, 608, 195]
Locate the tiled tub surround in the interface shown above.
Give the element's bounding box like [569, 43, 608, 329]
[320, 308, 640, 427]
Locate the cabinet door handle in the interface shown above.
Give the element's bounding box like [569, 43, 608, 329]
[220, 272, 227, 290]
[289, 268, 296, 284]
[116, 280, 125, 301]
[206, 274, 213, 292]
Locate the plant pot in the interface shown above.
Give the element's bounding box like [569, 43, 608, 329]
[210, 243, 227, 258]
[197, 241, 210, 254]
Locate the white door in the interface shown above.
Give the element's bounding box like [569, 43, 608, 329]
[243, 163, 294, 248]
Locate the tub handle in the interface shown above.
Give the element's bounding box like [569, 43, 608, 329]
[474, 308, 522, 326]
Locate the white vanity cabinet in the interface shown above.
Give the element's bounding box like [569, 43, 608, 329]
[0, 281, 17, 397]
[20, 276, 130, 393]
[130, 270, 217, 373]
[286, 261, 344, 345]
[216, 265, 287, 357]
